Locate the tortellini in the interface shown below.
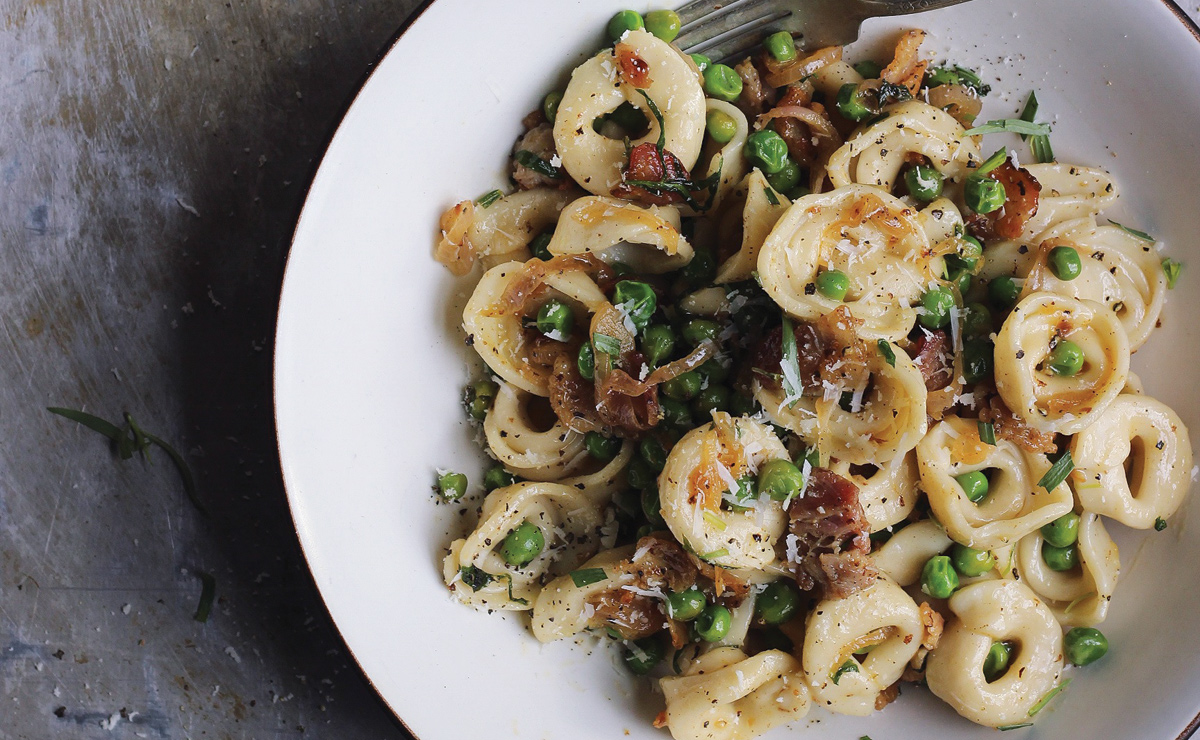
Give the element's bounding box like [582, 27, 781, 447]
[714, 170, 790, 284]
[802, 576, 928, 715]
[443, 482, 603, 610]
[1071, 394, 1193, 528]
[660, 647, 809, 740]
[658, 415, 790, 570]
[926, 580, 1065, 728]
[701, 99, 750, 210]
[757, 184, 941, 341]
[1017, 164, 1119, 242]
[918, 416, 1073, 549]
[826, 100, 981, 190]
[462, 261, 608, 395]
[1014, 511, 1119, 627]
[484, 383, 589, 481]
[530, 546, 634, 642]
[553, 29, 705, 197]
[993, 292, 1130, 434]
[546, 196, 694, 272]
[467, 188, 576, 267]
[828, 452, 920, 533]
[870, 520, 953, 587]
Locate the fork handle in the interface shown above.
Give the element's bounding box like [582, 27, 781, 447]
[856, 0, 972, 16]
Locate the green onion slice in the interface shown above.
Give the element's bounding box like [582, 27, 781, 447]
[1037, 450, 1074, 492]
[978, 420, 997, 446]
[570, 567, 609, 587]
[877, 339, 896, 367]
[1027, 678, 1071, 717]
[964, 119, 1052, 137]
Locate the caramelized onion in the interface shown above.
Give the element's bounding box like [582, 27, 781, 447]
[433, 200, 476, 276]
[489, 254, 613, 317]
[927, 83, 983, 127]
[763, 45, 842, 88]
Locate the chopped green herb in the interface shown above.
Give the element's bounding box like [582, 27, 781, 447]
[460, 565, 494, 591]
[1030, 134, 1055, 164]
[702, 510, 728, 531]
[514, 150, 561, 178]
[1018, 91, 1039, 136]
[780, 314, 803, 406]
[593, 332, 621, 358]
[964, 119, 1052, 137]
[1037, 450, 1074, 492]
[47, 407, 206, 516]
[1162, 258, 1183, 289]
[637, 90, 667, 151]
[1155, 516, 1168, 531]
[877, 339, 896, 367]
[1028, 678, 1071, 717]
[699, 548, 729, 560]
[763, 186, 780, 206]
[570, 567, 608, 587]
[1108, 219, 1155, 243]
[830, 659, 859, 684]
[978, 420, 997, 445]
[1062, 591, 1095, 614]
[973, 148, 1008, 177]
[998, 723, 1034, 731]
[952, 65, 991, 96]
[877, 80, 913, 107]
[497, 573, 529, 605]
[193, 570, 216, 623]
[476, 189, 503, 208]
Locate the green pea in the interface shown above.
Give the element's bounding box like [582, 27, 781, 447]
[1064, 627, 1109, 666]
[695, 358, 731, 385]
[815, 269, 850, 301]
[484, 465, 516, 491]
[1042, 542, 1078, 571]
[690, 53, 711, 73]
[613, 280, 657, 332]
[660, 397, 694, 429]
[500, 520, 545, 566]
[585, 432, 621, 462]
[853, 60, 884, 78]
[642, 484, 666, 527]
[624, 634, 666, 674]
[905, 165, 944, 202]
[919, 287, 956, 329]
[465, 379, 499, 421]
[703, 63, 743, 102]
[966, 176, 1005, 214]
[962, 302, 992, 336]
[956, 470, 989, 503]
[786, 184, 811, 201]
[1041, 512, 1080, 548]
[694, 604, 732, 642]
[1047, 339, 1084, 376]
[960, 234, 984, 263]
[662, 369, 702, 401]
[578, 342, 595, 381]
[543, 91, 563, 123]
[766, 157, 802, 193]
[681, 245, 717, 287]
[612, 488, 642, 520]
[607, 10, 644, 42]
[755, 580, 802, 625]
[612, 262, 634, 276]
[437, 471, 467, 501]
[921, 555, 960, 599]
[627, 457, 656, 490]
[729, 392, 760, 417]
[988, 276, 1021, 309]
[683, 318, 721, 347]
[949, 266, 972, 295]
[692, 384, 731, 418]
[763, 30, 797, 62]
[962, 338, 994, 385]
[745, 130, 790, 175]
[926, 67, 961, 87]
[836, 82, 876, 122]
[529, 230, 553, 261]
[983, 641, 1013, 681]
[951, 543, 996, 577]
[634, 523, 655, 540]
[1048, 245, 1082, 281]
[640, 437, 669, 472]
[644, 9, 681, 41]
[536, 299, 574, 340]
[706, 109, 738, 144]
[641, 324, 676, 367]
[758, 458, 804, 501]
[667, 587, 707, 621]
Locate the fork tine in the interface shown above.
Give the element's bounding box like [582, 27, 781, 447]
[682, 9, 792, 60]
[674, 0, 717, 25]
[673, 0, 781, 50]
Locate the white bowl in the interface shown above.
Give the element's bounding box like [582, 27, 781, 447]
[275, 1, 1200, 737]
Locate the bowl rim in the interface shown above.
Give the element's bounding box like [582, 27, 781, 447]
[271, 2, 1200, 739]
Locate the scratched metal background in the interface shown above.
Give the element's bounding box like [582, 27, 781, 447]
[0, 0, 421, 737]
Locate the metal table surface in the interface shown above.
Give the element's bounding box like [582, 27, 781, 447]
[5, 2, 1200, 740]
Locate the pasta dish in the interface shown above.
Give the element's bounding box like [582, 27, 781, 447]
[430, 9, 1191, 736]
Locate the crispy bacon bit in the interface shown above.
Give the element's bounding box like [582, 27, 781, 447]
[612, 142, 691, 206]
[750, 307, 870, 398]
[615, 42, 652, 88]
[909, 330, 954, 392]
[758, 86, 843, 171]
[688, 554, 750, 603]
[521, 108, 546, 131]
[979, 393, 1058, 453]
[882, 30, 928, 98]
[434, 200, 476, 276]
[653, 711, 669, 729]
[966, 161, 1042, 240]
[512, 123, 568, 190]
[875, 681, 902, 711]
[735, 58, 774, 119]
[595, 365, 661, 436]
[590, 590, 663, 640]
[785, 467, 877, 599]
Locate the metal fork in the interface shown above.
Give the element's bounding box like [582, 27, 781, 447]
[674, 0, 973, 61]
